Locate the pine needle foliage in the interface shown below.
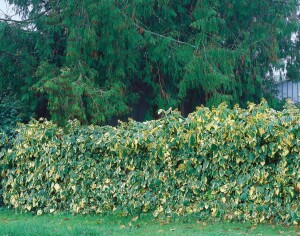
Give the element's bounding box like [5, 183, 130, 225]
[0, 0, 299, 124]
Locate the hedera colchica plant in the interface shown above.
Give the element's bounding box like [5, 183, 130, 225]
[0, 0, 299, 125]
[1, 100, 300, 224]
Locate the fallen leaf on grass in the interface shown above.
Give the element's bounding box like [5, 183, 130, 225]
[3, 219, 7, 223]
[63, 218, 70, 221]
[120, 225, 126, 229]
[37, 210, 43, 216]
[170, 228, 176, 231]
[132, 216, 138, 222]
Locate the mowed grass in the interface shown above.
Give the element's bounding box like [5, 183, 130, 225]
[0, 208, 299, 236]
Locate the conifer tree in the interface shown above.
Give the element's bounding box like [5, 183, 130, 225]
[0, 0, 299, 125]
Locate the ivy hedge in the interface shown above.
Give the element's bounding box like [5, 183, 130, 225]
[0, 100, 300, 224]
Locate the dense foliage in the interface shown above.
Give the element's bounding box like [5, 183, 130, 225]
[0, 90, 29, 134]
[0, 1, 299, 125]
[0, 91, 25, 205]
[1, 101, 300, 224]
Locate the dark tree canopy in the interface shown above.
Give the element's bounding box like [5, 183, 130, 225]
[0, 0, 299, 125]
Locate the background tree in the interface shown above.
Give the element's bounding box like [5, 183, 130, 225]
[0, 0, 299, 125]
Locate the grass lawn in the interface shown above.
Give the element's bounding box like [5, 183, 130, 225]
[0, 208, 299, 236]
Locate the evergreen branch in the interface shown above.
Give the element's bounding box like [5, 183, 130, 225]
[0, 49, 18, 56]
[0, 0, 61, 24]
[142, 28, 197, 49]
[117, 7, 197, 49]
[0, 9, 51, 23]
[134, 19, 196, 48]
[0, 49, 38, 57]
